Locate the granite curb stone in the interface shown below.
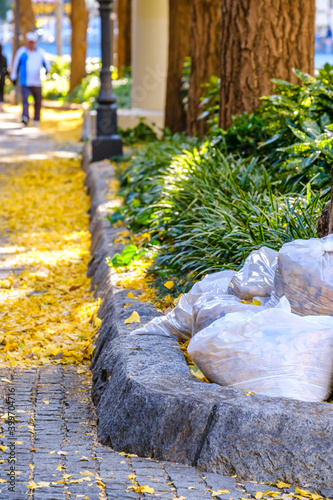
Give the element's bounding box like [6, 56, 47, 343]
[84, 146, 333, 491]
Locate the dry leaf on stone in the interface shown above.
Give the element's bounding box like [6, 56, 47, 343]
[210, 489, 230, 497]
[124, 311, 141, 324]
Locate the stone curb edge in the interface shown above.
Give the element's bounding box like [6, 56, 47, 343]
[82, 146, 333, 490]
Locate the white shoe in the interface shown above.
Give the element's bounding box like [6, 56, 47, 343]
[33, 120, 39, 127]
[22, 116, 29, 126]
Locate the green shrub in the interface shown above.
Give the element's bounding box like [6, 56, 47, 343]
[110, 137, 328, 291]
[108, 65, 333, 293]
[201, 65, 333, 190]
[42, 56, 71, 100]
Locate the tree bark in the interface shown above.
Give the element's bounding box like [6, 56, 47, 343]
[317, 167, 333, 238]
[117, 0, 131, 76]
[186, 0, 222, 137]
[69, 0, 89, 92]
[13, 0, 35, 55]
[219, 0, 315, 130]
[165, 0, 191, 133]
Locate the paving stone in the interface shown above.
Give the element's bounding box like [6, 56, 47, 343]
[33, 492, 68, 500]
[202, 472, 248, 499]
[321, 489, 333, 499]
[242, 481, 280, 495]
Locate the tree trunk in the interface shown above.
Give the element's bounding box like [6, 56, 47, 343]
[117, 0, 131, 76]
[186, 0, 222, 137]
[69, 0, 89, 92]
[316, 167, 333, 238]
[219, 0, 315, 130]
[165, 0, 191, 133]
[13, 0, 35, 55]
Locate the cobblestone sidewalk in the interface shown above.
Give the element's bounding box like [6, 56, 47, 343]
[0, 109, 329, 500]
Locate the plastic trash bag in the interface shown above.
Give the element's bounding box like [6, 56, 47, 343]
[188, 297, 333, 402]
[228, 246, 278, 300]
[132, 270, 235, 340]
[273, 234, 333, 316]
[192, 294, 266, 334]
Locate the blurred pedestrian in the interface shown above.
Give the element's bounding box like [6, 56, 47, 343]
[10, 32, 50, 126]
[0, 45, 8, 112]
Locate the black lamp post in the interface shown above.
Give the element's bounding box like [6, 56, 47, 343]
[92, 0, 123, 161]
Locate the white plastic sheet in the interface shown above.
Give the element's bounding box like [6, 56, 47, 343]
[188, 297, 333, 402]
[228, 246, 278, 300]
[273, 234, 333, 316]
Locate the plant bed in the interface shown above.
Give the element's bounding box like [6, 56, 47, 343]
[83, 147, 333, 491]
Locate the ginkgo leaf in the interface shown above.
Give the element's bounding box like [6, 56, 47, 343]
[63, 474, 73, 480]
[163, 281, 175, 290]
[124, 311, 141, 324]
[94, 317, 102, 328]
[127, 291, 135, 298]
[76, 368, 87, 374]
[276, 481, 291, 489]
[210, 489, 230, 497]
[129, 484, 155, 494]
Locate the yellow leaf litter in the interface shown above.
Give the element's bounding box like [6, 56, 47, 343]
[0, 153, 100, 367]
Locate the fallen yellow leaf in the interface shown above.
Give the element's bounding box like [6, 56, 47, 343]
[76, 368, 87, 374]
[124, 311, 141, 324]
[210, 489, 230, 498]
[130, 485, 155, 494]
[94, 317, 102, 328]
[127, 291, 135, 298]
[163, 280, 175, 290]
[276, 481, 291, 489]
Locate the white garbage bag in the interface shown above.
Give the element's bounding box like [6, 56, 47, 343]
[132, 270, 235, 340]
[192, 294, 265, 334]
[188, 297, 333, 402]
[228, 246, 278, 300]
[273, 234, 333, 316]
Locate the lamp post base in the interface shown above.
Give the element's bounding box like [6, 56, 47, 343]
[92, 135, 123, 162]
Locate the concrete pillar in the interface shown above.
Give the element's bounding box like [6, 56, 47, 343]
[131, 0, 169, 114]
